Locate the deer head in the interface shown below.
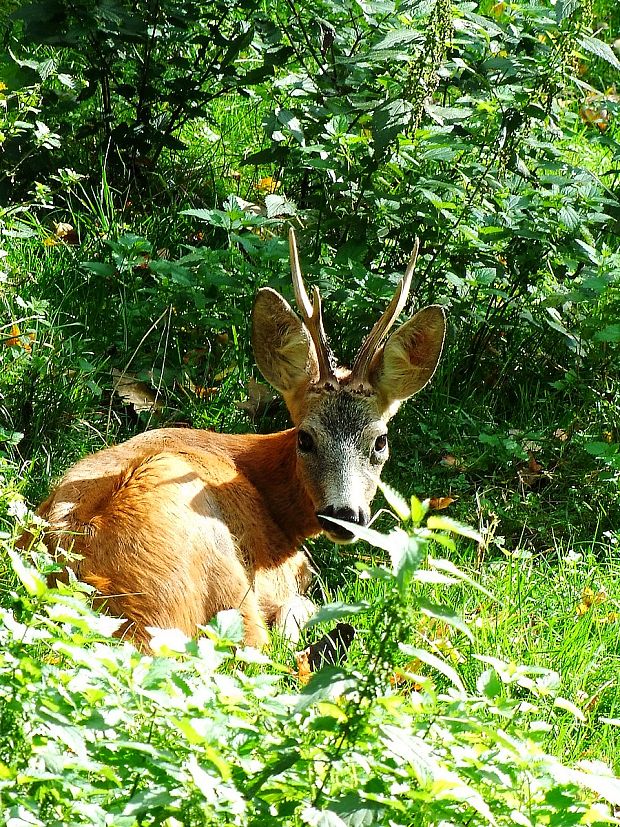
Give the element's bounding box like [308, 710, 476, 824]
[252, 229, 446, 543]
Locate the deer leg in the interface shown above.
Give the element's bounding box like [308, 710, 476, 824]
[254, 549, 316, 643]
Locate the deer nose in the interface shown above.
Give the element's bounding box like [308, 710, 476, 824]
[317, 505, 368, 541]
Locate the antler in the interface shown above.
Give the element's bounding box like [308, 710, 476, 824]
[349, 238, 419, 385]
[288, 227, 338, 386]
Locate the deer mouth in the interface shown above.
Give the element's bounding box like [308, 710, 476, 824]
[317, 506, 368, 543]
[318, 517, 356, 543]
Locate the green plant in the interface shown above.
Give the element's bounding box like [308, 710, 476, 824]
[2, 482, 620, 825]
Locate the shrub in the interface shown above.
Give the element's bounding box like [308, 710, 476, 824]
[2, 486, 619, 825]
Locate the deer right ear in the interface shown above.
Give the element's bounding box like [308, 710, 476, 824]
[252, 287, 320, 396]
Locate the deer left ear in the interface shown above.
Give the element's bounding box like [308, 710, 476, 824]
[369, 305, 446, 418]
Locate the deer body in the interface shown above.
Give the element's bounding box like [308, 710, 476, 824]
[34, 230, 446, 648]
[38, 427, 318, 648]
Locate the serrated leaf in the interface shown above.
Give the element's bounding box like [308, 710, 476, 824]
[427, 515, 482, 542]
[331, 792, 385, 825]
[428, 557, 496, 599]
[578, 35, 620, 71]
[8, 550, 47, 597]
[554, 696, 585, 721]
[410, 495, 428, 525]
[594, 324, 620, 343]
[306, 601, 371, 627]
[477, 668, 502, 699]
[399, 644, 465, 691]
[417, 597, 474, 642]
[320, 516, 410, 556]
[302, 807, 348, 827]
[377, 478, 411, 521]
[556, 0, 579, 22]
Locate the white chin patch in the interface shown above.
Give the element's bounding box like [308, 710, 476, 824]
[325, 530, 357, 546]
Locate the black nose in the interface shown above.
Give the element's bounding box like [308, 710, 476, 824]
[317, 506, 368, 541]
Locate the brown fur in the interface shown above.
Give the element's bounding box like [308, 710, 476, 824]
[34, 428, 320, 649]
[26, 242, 445, 650]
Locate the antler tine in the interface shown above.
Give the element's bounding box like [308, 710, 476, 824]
[349, 237, 419, 385]
[288, 228, 337, 385]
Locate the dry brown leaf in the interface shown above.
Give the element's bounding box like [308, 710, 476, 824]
[580, 106, 609, 131]
[428, 496, 455, 511]
[4, 323, 34, 351]
[294, 623, 355, 682]
[518, 451, 548, 488]
[256, 176, 279, 194]
[54, 222, 79, 244]
[112, 369, 163, 413]
[576, 586, 607, 617]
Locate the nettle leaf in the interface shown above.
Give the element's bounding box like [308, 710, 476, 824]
[399, 644, 465, 692]
[417, 597, 474, 642]
[302, 807, 348, 827]
[8, 549, 47, 597]
[182, 208, 231, 228]
[306, 601, 371, 628]
[296, 666, 358, 712]
[427, 557, 496, 600]
[208, 609, 244, 644]
[427, 515, 482, 543]
[477, 668, 502, 699]
[594, 324, 620, 343]
[578, 35, 620, 71]
[556, 0, 579, 23]
[372, 99, 413, 153]
[372, 28, 420, 51]
[81, 261, 117, 277]
[377, 478, 411, 521]
[331, 793, 385, 826]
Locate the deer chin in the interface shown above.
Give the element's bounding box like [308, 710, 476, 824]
[323, 528, 357, 545]
[317, 517, 359, 544]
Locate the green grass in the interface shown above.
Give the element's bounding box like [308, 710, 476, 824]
[2, 108, 620, 781]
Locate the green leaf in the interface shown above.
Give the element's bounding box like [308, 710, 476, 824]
[81, 261, 116, 277]
[8, 550, 47, 597]
[594, 324, 620, 343]
[295, 667, 358, 712]
[578, 35, 620, 71]
[555, 0, 579, 22]
[427, 515, 482, 543]
[331, 793, 385, 826]
[477, 668, 502, 699]
[302, 807, 348, 827]
[399, 644, 465, 692]
[417, 597, 474, 642]
[377, 478, 411, 521]
[306, 601, 370, 628]
[427, 557, 496, 599]
[410, 495, 428, 525]
[554, 696, 585, 721]
[207, 609, 244, 644]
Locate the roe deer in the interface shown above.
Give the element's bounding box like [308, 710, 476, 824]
[31, 229, 446, 649]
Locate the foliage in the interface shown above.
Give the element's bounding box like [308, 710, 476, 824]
[5, 0, 289, 189]
[2, 491, 620, 826]
[1, 0, 620, 809]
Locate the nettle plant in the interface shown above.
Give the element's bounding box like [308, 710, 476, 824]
[2, 486, 620, 826]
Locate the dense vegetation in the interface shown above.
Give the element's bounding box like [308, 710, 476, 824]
[1, 0, 619, 822]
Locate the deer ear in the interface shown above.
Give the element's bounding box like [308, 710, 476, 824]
[369, 305, 446, 418]
[252, 287, 319, 395]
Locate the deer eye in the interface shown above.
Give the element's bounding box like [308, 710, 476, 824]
[374, 434, 388, 454]
[297, 430, 315, 453]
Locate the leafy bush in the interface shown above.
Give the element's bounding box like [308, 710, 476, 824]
[2, 488, 620, 825]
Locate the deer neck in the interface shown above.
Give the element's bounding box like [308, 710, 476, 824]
[233, 428, 321, 548]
